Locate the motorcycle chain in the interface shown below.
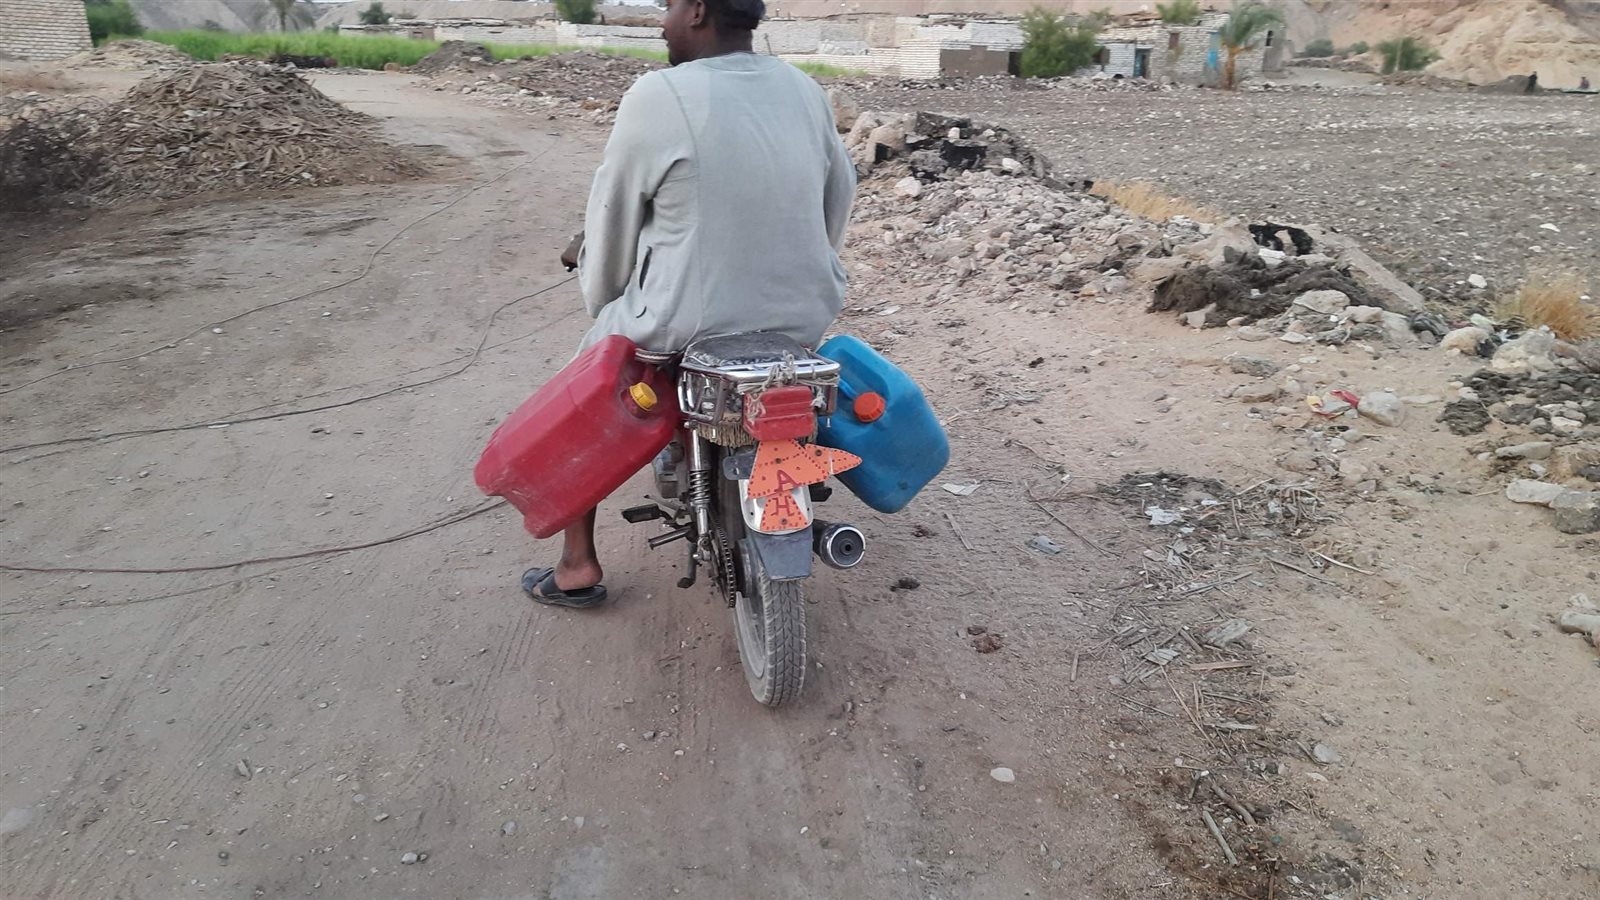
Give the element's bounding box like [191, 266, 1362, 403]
[713, 526, 738, 608]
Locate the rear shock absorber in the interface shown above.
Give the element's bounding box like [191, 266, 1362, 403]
[686, 433, 715, 564]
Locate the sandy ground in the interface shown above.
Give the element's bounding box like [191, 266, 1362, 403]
[2, 69, 1599, 900]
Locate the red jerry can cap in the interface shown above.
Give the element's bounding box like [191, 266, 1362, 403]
[853, 392, 886, 423]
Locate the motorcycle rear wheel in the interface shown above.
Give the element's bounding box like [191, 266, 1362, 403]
[732, 552, 807, 708]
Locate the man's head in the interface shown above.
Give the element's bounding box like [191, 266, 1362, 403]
[661, 0, 766, 66]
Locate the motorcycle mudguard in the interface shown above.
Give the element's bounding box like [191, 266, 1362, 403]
[746, 530, 814, 582]
[738, 478, 812, 537]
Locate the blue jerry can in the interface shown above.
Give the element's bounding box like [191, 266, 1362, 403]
[816, 335, 949, 514]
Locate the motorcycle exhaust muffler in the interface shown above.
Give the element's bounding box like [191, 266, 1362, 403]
[812, 521, 866, 570]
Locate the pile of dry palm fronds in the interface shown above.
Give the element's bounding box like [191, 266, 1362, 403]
[1, 62, 423, 208]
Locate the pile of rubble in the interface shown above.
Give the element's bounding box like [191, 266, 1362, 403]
[838, 104, 1054, 183]
[1286, 56, 1375, 73]
[845, 166, 1196, 319]
[65, 38, 193, 69]
[835, 73, 1191, 97]
[838, 106, 1445, 344]
[0, 62, 422, 207]
[410, 41, 495, 75]
[495, 51, 661, 105]
[423, 50, 662, 121]
[0, 90, 52, 124]
[1379, 70, 1471, 91]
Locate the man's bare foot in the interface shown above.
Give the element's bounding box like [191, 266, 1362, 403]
[521, 566, 608, 609]
[554, 559, 603, 593]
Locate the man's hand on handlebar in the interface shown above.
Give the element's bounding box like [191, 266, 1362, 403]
[561, 233, 585, 272]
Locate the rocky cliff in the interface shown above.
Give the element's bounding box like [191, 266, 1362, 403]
[1283, 0, 1600, 87]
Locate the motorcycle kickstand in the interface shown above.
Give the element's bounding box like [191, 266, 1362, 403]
[677, 538, 698, 589]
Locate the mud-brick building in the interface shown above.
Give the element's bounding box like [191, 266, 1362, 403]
[1083, 11, 1282, 83]
[0, 0, 93, 60]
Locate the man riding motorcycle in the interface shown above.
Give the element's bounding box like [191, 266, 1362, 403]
[524, 0, 856, 609]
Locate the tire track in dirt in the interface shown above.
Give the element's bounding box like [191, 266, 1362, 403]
[12, 588, 234, 896]
[18, 571, 340, 898]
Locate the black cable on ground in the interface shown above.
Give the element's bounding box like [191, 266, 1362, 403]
[0, 151, 545, 398]
[1, 275, 576, 457]
[0, 560, 322, 618]
[0, 499, 507, 576]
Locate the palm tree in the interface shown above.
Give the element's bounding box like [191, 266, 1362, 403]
[268, 0, 299, 32]
[1157, 0, 1202, 26]
[1217, 0, 1284, 90]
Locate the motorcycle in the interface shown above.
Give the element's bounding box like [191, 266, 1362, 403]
[622, 335, 867, 707]
[562, 237, 865, 707]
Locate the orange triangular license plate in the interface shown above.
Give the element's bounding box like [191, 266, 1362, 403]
[807, 444, 862, 477]
[759, 490, 811, 532]
[747, 439, 829, 500]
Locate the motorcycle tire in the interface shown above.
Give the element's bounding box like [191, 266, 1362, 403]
[733, 552, 807, 708]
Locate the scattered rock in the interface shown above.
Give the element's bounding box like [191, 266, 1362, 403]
[893, 176, 923, 199]
[1343, 305, 1384, 324]
[1308, 230, 1425, 315]
[1276, 450, 1322, 473]
[1201, 619, 1252, 647]
[1182, 306, 1214, 329]
[1026, 534, 1064, 554]
[1468, 273, 1488, 289]
[1495, 441, 1554, 460]
[1233, 383, 1283, 403]
[1230, 355, 1281, 378]
[1491, 328, 1559, 375]
[1551, 492, 1600, 533]
[1558, 597, 1600, 646]
[1128, 256, 1189, 286]
[1312, 742, 1342, 765]
[869, 122, 909, 155]
[1439, 400, 1492, 435]
[400, 852, 420, 865]
[1357, 391, 1403, 427]
[1506, 479, 1566, 506]
[827, 89, 858, 133]
[989, 766, 1016, 783]
[1440, 326, 1491, 355]
[891, 576, 922, 590]
[501, 820, 517, 836]
[1292, 290, 1350, 316]
[1377, 312, 1416, 345]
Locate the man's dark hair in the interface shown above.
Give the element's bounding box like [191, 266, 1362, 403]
[705, 0, 765, 31]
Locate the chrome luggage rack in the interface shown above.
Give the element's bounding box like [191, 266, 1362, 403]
[667, 334, 842, 428]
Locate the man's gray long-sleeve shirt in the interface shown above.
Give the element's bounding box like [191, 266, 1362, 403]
[577, 53, 855, 353]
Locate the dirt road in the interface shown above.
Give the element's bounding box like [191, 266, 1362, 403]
[4, 69, 1600, 900]
[0, 74, 1175, 900]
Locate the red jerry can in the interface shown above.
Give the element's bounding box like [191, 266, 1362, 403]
[475, 335, 679, 539]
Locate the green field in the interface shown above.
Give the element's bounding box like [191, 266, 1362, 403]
[125, 31, 855, 76]
[127, 30, 668, 70]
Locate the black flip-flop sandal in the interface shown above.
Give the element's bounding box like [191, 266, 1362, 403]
[520, 567, 608, 609]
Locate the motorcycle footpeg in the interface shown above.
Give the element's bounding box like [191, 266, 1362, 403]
[622, 504, 667, 524]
